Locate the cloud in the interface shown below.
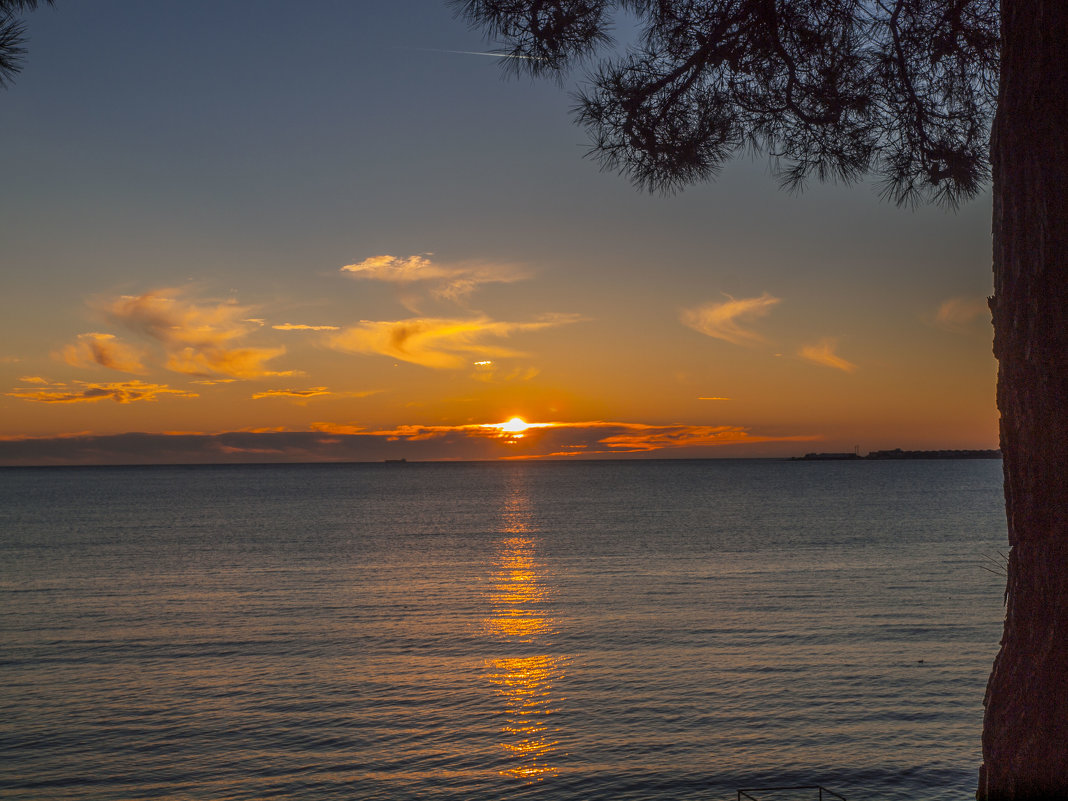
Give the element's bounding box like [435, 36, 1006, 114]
[472, 360, 540, 382]
[0, 429, 92, 441]
[309, 422, 366, 436]
[340, 253, 525, 302]
[272, 323, 341, 331]
[0, 419, 820, 465]
[102, 289, 288, 378]
[341, 253, 442, 282]
[592, 423, 791, 452]
[165, 346, 292, 379]
[935, 296, 990, 332]
[681, 293, 781, 345]
[325, 418, 815, 454]
[17, 376, 50, 384]
[6, 380, 198, 404]
[251, 387, 378, 404]
[57, 332, 147, 374]
[329, 314, 581, 369]
[252, 387, 335, 400]
[799, 338, 857, 372]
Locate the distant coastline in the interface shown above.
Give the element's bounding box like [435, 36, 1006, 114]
[793, 448, 1001, 461]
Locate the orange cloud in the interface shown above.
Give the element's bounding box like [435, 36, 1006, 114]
[251, 387, 378, 403]
[102, 289, 288, 378]
[595, 424, 758, 451]
[472, 360, 540, 382]
[0, 430, 93, 441]
[935, 296, 990, 332]
[799, 338, 857, 372]
[527, 420, 816, 454]
[164, 346, 291, 379]
[309, 422, 367, 435]
[272, 323, 341, 331]
[7, 380, 198, 404]
[252, 387, 335, 400]
[340, 253, 525, 302]
[329, 314, 581, 369]
[57, 332, 147, 374]
[681, 293, 781, 345]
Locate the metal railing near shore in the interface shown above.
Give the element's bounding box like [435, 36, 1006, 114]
[737, 786, 847, 801]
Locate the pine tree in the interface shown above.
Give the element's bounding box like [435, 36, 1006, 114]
[0, 0, 52, 89]
[453, 1, 1067, 796]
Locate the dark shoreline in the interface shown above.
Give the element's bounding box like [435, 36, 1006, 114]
[793, 448, 1002, 461]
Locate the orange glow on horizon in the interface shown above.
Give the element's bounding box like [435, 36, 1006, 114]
[485, 417, 557, 442]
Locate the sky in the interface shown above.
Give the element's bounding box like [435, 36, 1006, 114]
[0, 0, 998, 464]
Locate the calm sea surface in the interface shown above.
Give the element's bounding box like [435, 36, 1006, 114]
[1, 459, 1006, 801]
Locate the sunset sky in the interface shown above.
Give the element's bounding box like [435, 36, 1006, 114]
[0, 1, 997, 464]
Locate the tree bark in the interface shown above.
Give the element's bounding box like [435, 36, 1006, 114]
[979, 0, 1068, 797]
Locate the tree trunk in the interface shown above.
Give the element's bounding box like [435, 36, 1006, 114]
[979, 0, 1068, 797]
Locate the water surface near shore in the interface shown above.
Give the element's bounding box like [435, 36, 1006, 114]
[0, 459, 1006, 800]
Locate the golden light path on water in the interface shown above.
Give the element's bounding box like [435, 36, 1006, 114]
[483, 475, 567, 781]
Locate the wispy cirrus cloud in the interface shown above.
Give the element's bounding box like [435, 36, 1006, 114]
[252, 387, 336, 400]
[272, 323, 341, 332]
[7, 380, 198, 404]
[57, 332, 147, 374]
[935, 296, 990, 332]
[341, 253, 525, 303]
[102, 289, 290, 379]
[472, 360, 540, 382]
[681, 293, 781, 345]
[589, 422, 806, 453]
[308, 422, 365, 435]
[799, 338, 857, 372]
[329, 314, 582, 369]
[251, 387, 378, 404]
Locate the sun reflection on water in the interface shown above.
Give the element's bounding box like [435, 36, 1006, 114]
[485, 653, 564, 780]
[483, 477, 566, 781]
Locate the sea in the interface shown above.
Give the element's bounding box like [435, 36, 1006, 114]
[0, 458, 1007, 801]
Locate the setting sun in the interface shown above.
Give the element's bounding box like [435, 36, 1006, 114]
[499, 417, 529, 434]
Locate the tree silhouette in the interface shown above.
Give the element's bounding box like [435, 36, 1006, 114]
[0, 0, 52, 89]
[455, 0, 998, 205]
[453, 1, 1067, 797]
